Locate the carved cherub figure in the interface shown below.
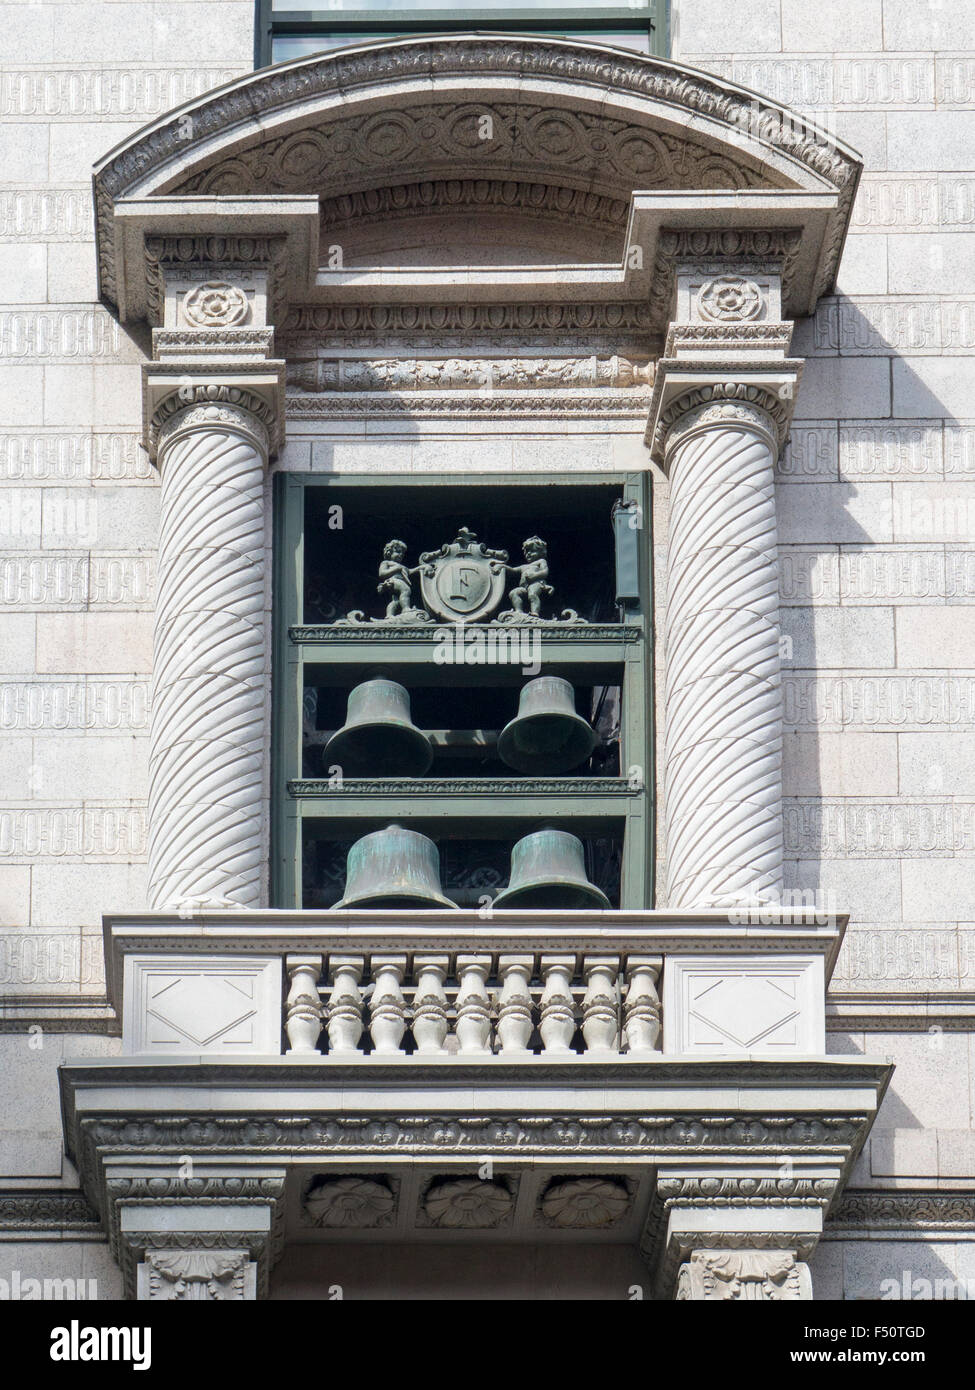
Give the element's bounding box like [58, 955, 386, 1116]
[377, 539, 419, 618]
[505, 535, 554, 616]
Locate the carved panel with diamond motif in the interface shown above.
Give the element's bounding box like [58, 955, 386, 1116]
[662, 955, 825, 1055]
[123, 954, 283, 1055]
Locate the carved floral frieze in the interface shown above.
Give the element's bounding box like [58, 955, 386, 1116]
[174, 103, 770, 201]
[287, 356, 653, 393]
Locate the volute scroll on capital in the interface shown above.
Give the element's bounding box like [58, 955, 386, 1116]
[651, 378, 798, 464]
[147, 382, 279, 463]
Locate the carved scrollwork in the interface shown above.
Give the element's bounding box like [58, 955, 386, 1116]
[142, 1249, 251, 1301]
[174, 102, 769, 201]
[676, 1249, 811, 1301]
[148, 382, 277, 458]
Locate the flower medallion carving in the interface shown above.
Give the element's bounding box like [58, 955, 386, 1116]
[697, 276, 763, 322]
[302, 1175, 395, 1228]
[182, 280, 249, 328]
[540, 1176, 630, 1228]
[423, 1177, 513, 1229]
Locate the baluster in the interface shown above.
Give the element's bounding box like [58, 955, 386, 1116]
[285, 953, 323, 1055]
[325, 954, 364, 1056]
[623, 955, 662, 1054]
[369, 954, 408, 1055]
[582, 955, 620, 1055]
[454, 954, 493, 1054]
[539, 954, 577, 1054]
[412, 954, 449, 1054]
[497, 954, 534, 1055]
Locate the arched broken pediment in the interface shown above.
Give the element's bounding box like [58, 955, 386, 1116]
[94, 34, 861, 323]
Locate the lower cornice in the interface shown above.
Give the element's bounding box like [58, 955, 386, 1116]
[0, 1190, 102, 1237]
[60, 1056, 891, 1185]
[827, 993, 975, 1031]
[0, 996, 117, 1034]
[825, 1189, 975, 1236]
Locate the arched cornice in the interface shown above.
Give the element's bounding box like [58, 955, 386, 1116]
[93, 33, 862, 320]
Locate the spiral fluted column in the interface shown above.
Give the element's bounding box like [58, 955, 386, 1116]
[658, 385, 789, 909]
[147, 387, 275, 910]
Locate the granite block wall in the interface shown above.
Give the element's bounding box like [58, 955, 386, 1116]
[676, 0, 975, 1296]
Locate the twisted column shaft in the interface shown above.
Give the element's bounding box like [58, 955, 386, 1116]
[662, 394, 784, 909]
[147, 394, 270, 910]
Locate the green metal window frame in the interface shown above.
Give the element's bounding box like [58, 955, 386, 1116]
[255, 1, 669, 67]
[271, 469, 655, 910]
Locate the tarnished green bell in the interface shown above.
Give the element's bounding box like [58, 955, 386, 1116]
[324, 679, 432, 778]
[493, 828, 611, 909]
[498, 676, 597, 775]
[333, 824, 458, 909]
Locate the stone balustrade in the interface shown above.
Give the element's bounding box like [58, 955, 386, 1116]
[284, 948, 662, 1059]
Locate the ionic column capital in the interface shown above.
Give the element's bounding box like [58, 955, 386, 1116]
[144, 370, 284, 464]
[648, 364, 801, 468]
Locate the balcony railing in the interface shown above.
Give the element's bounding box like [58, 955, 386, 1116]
[103, 907, 844, 1061]
[284, 948, 662, 1058]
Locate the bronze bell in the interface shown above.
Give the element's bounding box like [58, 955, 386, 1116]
[332, 824, 458, 909]
[324, 679, 432, 778]
[494, 828, 611, 909]
[498, 676, 597, 774]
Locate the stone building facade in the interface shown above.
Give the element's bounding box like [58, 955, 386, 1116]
[0, 1, 973, 1301]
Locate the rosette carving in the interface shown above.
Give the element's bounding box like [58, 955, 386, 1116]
[182, 281, 249, 328]
[540, 1177, 630, 1228]
[303, 1176, 395, 1228]
[697, 276, 763, 322]
[423, 1177, 513, 1229]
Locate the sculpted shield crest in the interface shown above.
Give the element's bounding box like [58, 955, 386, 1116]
[419, 528, 508, 623]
